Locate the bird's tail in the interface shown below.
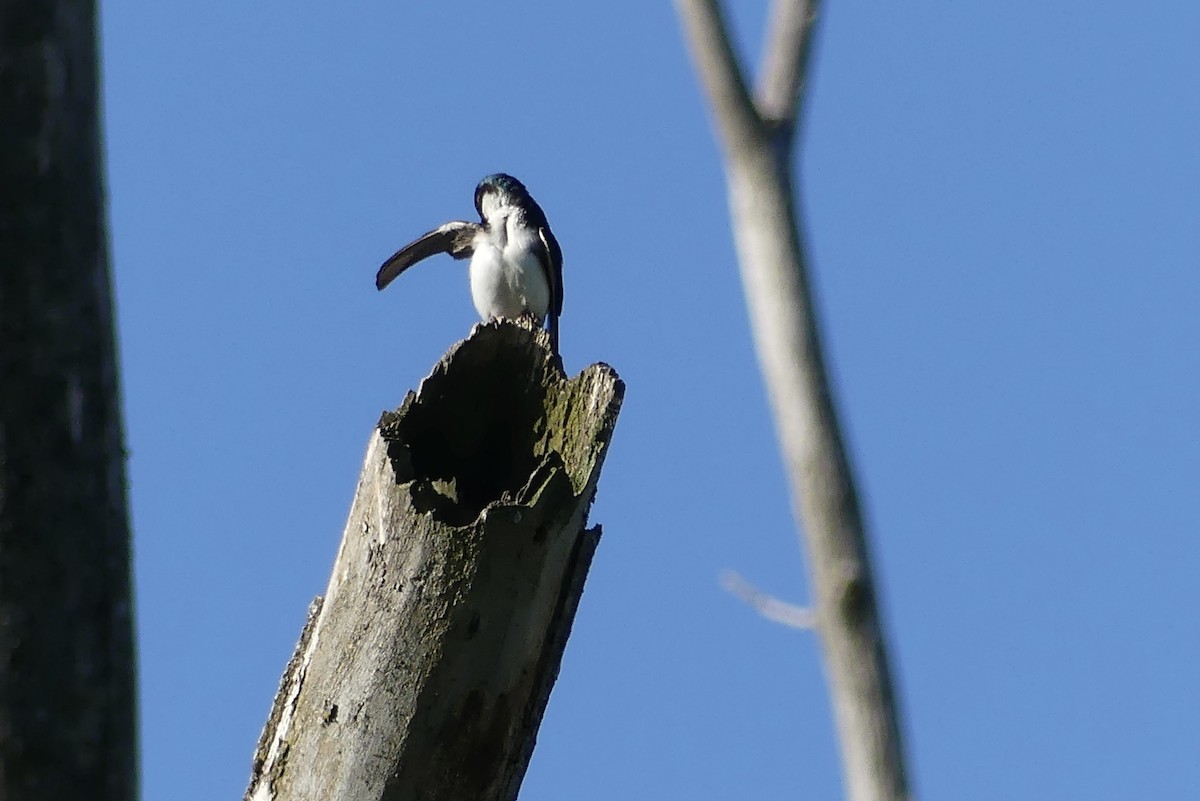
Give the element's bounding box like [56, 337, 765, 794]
[548, 314, 560, 355]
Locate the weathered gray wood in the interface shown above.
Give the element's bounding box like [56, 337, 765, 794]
[246, 320, 623, 801]
[675, 2, 911, 800]
[0, 1, 137, 799]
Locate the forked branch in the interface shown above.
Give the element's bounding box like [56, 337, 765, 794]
[674, 3, 911, 800]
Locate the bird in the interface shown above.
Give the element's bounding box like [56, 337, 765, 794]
[376, 173, 563, 353]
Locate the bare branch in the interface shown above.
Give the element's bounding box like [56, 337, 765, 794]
[674, 0, 765, 152]
[757, 0, 823, 138]
[720, 571, 814, 629]
[674, 2, 912, 800]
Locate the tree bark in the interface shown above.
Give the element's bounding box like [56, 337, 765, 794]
[0, 1, 138, 800]
[246, 320, 624, 801]
[674, 2, 910, 800]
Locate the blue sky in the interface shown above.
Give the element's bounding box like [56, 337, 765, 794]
[100, 2, 1199, 799]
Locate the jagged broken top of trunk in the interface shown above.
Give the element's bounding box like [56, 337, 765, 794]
[380, 319, 623, 526]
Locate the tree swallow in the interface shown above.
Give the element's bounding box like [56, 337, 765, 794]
[376, 173, 564, 353]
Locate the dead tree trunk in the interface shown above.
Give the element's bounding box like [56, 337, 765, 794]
[246, 320, 623, 801]
[0, 1, 138, 799]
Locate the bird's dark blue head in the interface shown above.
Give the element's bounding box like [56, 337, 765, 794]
[474, 173, 532, 219]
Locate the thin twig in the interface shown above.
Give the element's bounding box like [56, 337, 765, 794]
[720, 570, 814, 629]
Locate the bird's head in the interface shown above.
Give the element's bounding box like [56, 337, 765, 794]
[474, 173, 531, 223]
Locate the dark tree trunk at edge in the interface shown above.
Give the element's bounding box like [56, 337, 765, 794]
[0, 1, 138, 799]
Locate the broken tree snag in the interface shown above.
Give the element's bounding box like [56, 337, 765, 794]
[246, 319, 624, 801]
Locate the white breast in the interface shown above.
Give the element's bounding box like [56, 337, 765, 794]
[468, 217, 550, 323]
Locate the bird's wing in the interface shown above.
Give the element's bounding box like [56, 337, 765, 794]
[375, 221, 481, 291]
[538, 226, 564, 316]
[537, 225, 564, 353]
